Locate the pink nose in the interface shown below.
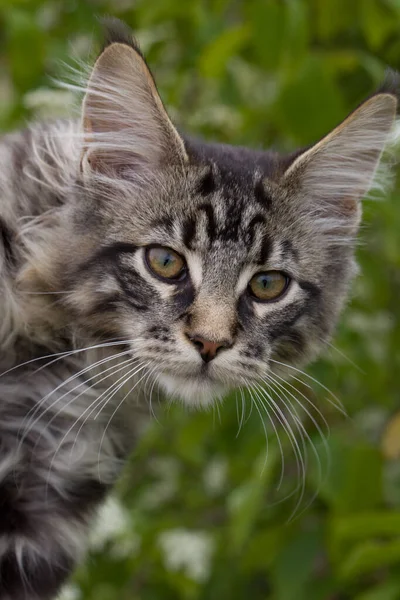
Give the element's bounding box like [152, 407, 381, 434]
[186, 334, 231, 363]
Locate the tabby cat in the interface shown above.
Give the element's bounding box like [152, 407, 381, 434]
[0, 18, 398, 600]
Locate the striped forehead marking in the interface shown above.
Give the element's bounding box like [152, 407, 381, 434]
[180, 200, 272, 266]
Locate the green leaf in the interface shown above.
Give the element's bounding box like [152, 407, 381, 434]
[360, 0, 396, 50]
[310, 435, 383, 514]
[246, 0, 286, 70]
[354, 577, 400, 600]
[331, 511, 400, 546]
[227, 448, 278, 551]
[338, 539, 400, 581]
[329, 511, 400, 568]
[241, 527, 289, 571]
[271, 528, 324, 600]
[281, 0, 310, 70]
[6, 9, 45, 93]
[314, 0, 359, 40]
[275, 55, 345, 144]
[198, 25, 250, 79]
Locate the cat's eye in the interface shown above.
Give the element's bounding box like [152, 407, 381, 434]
[248, 271, 289, 302]
[145, 246, 187, 282]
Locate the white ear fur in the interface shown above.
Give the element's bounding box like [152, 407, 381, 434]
[282, 94, 398, 239]
[81, 42, 187, 176]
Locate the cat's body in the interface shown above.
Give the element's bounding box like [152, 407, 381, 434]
[0, 121, 140, 599]
[0, 20, 399, 600]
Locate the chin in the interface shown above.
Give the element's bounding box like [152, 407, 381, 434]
[157, 372, 228, 408]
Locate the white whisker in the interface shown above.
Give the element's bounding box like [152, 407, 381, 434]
[322, 338, 365, 374]
[34, 355, 139, 460]
[269, 358, 346, 414]
[45, 360, 147, 493]
[0, 338, 135, 379]
[97, 364, 151, 481]
[265, 371, 331, 438]
[259, 377, 324, 520]
[66, 360, 148, 472]
[19, 349, 135, 447]
[254, 381, 306, 505]
[247, 386, 271, 473]
[144, 365, 162, 424]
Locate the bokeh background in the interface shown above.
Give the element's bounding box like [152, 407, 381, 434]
[1, 1, 400, 599]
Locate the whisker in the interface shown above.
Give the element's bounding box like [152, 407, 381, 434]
[321, 338, 364, 374]
[148, 369, 162, 422]
[259, 378, 321, 520]
[215, 400, 222, 425]
[143, 365, 162, 424]
[269, 358, 346, 414]
[97, 364, 151, 481]
[246, 386, 270, 473]
[242, 377, 286, 489]
[254, 382, 306, 502]
[1, 338, 138, 380]
[69, 359, 147, 460]
[248, 385, 305, 513]
[235, 388, 247, 438]
[33, 357, 140, 476]
[235, 390, 241, 435]
[92, 360, 148, 421]
[244, 388, 254, 425]
[259, 371, 334, 520]
[19, 349, 135, 445]
[19, 290, 74, 295]
[39, 356, 138, 452]
[46, 360, 147, 494]
[253, 382, 302, 496]
[265, 371, 331, 439]
[258, 386, 307, 518]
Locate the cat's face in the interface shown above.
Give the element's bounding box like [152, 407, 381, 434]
[67, 162, 348, 407]
[58, 21, 398, 407]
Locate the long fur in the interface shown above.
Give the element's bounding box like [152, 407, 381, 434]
[0, 19, 399, 599]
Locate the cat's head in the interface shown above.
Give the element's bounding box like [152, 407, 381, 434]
[56, 20, 399, 407]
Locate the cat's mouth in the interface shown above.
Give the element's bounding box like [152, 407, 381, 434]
[156, 369, 228, 408]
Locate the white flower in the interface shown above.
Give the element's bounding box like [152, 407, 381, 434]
[58, 584, 81, 600]
[203, 457, 228, 496]
[158, 528, 214, 583]
[110, 535, 141, 560]
[138, 479, 177, 509]
[89, 496, 131, 551]
[138, 457, 180, 509]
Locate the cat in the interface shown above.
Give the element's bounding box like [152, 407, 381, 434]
[0, 17, 398, 600]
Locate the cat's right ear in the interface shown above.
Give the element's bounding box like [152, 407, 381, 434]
[280, 86, 398, 240]
[80, 19, 187, 178]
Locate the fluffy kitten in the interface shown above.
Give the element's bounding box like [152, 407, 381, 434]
[0, 19, 398, 600]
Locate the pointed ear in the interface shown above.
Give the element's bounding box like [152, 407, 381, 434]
[281, 92, 398, 238]
[81, 21, 187, 177]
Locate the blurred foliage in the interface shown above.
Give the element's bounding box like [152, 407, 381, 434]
[1, 0, 400, 598]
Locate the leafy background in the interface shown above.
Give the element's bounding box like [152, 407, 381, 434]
[1, 0, 400, 598]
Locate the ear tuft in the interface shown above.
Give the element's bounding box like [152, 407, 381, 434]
[376, 68, 400, 106]
[81, 20, 187, 179]
[282, 92, 398, 242]
[100, 17, 145, 61]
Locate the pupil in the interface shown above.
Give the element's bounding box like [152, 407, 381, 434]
[159, 252, 174, 268]
[261, 276, 270, 288]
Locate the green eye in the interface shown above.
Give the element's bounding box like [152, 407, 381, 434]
[248, 271, 289, 301]
[145, 246, 186, 281]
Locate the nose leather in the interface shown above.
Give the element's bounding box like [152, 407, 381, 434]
[186, 334, 231, 363]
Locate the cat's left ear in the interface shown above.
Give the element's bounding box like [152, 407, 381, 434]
[281, 89, 398, 237]
[81, 19, 187, 177]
